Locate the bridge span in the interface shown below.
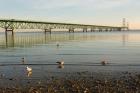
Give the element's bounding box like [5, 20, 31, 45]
[0, 19, 127, 35]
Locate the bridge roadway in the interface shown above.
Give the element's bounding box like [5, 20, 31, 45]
[0, 19, 127, 34]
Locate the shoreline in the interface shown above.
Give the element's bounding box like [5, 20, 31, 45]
[0, 70, 140, 93]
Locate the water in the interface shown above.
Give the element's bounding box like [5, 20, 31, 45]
[1, 31, 140, 65]
[0, 31, 140, 81]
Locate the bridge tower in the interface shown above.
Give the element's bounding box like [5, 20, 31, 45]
[127, 22, 129, 30]
[122, 18, 128, 31]
[123, 18, 126, 28]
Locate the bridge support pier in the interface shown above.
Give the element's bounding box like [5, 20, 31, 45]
[91, 28, 95, 32]
[69, 28, 74, 33]
[105, 29, 108, 32]
[111, 28, 114, 31]
[109, 29, 112, 32]
[44, 28, 51, 34]
[99, 29, 102, 32]
[83, 28, 87, 32]
[118, 28, 121, 31]
[5, 28, 14, 36]
[5, 28, 14, 46]
[122, 27, 129, 31]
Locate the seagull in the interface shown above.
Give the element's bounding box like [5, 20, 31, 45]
[56, 43, 59, 47]
[26, 66, 32, 72]
[101, 60, 108, 66]
[22, 57, 25, 64]
[56, 60, 64, 65]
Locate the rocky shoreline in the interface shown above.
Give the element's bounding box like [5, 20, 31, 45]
[0, 71, 140, 93]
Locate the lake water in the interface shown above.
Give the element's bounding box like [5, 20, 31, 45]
[0, 31, 140, 83]
[1, 31, 140, 65]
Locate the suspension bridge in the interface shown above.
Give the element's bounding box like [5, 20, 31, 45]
[0, 19, 128, 35]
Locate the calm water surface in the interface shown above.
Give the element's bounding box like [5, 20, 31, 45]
[0, 31, 140, 65]
[0, 31, 140, 80]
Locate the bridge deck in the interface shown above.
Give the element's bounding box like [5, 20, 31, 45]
[0, 19, 128, 34]
[0, 19, 122, 28]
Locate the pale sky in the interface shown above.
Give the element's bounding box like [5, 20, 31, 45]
[0, 0, 140, 29]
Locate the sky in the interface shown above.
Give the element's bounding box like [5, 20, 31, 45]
[0, 0, 139, 29]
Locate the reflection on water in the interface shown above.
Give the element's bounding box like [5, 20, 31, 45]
[0, 31, 140, 66]
[27, 71, 32, 77]
[57, 65, 64, 69]
[0, 32, 130, 48]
